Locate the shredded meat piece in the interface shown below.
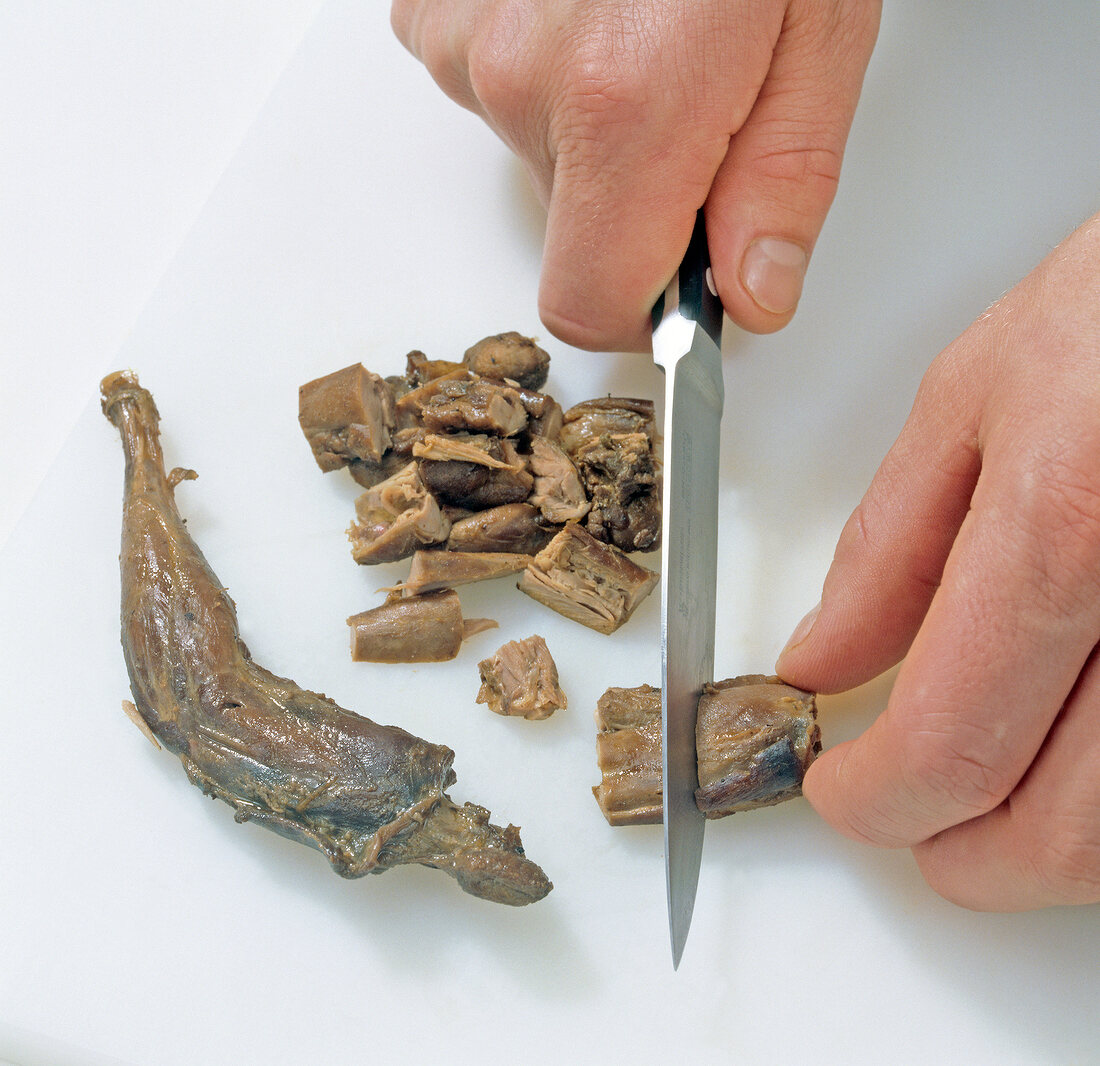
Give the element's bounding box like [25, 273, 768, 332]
[390, 550, 534, 597]
[347, 462, 450, 564]
[101, 371, 550, 906]
[348, 590, 497, 663]
[518, 523, 657, 634]
[476, 635, 566, 720]
[463, 332, 550, 390]
[528, 437, 590, 523]
[590, 676, 820, 825]
[298, 363, 395, 469]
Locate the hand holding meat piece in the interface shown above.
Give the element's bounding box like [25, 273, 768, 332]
[103, 371, 550, 906]
[476, 635, 566, 720]
[591, 676, 820, 825]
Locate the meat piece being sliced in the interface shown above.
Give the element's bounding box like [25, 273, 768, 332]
[348, 590, 497, 663]
[694, 675, 820, 816]
[101, 371, 550, 906]
[420, 378, 529, 437]
[476, 635, 566, 720]
[590, 676, 820, 825]
[558, 396, 656, 456]
[572, 429, 660, 552]
[391, 550, 534, 597]
[347, 462, 450, 564]
[591, 684, 662, 826]
[463, 331, 550, 390]
[518, 523, 657, 634]
[447, 503, 557, 555]
[415, 437, 532, 512]
[527, 437, 590, 523]
[298, 363, 395, 470]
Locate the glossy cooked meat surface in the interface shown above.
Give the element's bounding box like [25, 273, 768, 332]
[101, 371, 551, 906]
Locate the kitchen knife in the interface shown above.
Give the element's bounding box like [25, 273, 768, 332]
[651, 210, 724, 969]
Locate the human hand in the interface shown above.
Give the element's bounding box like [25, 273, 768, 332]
[391, 0, 880, 351]
[776, 214, 1100, 911]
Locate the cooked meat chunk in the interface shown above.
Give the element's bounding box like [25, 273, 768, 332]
[558, 397, 656, 456]
[412, 432, 513, 467]
[447, 503, 557, 555]
[463, 331, 550, 390]
[559, 398, 660, 552]
[101, 371, 550, 906]
[694, 676, 820, 816]
[347, 462, 450, 564]
[347, 450, 410, 490]
[590, 676, 820, 825]
[299, 363, 395, 470]
[405, 349, 465, 384]
[348, 590, 497, 663]
[528, 437, 590, 523]
[511, 386, 564, 441]
[420, 378, 529, 437]
[591, 684, 662, 826]
[391, 550, 534, 597]
[518, 523, 657, 634]
[418, 437, 533, 510]
[476, 635, 566, 720]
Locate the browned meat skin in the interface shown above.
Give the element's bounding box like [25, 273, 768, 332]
[420, 378, 529, 437]
[447, 503, 558, 555]
[348, 590, 497, 663]
[591, 685, 663, 826]
[590, 677, 819, 825]
[101, 371, 550, 906]
[463, 332, 550, 390]
[518, 523, 657, 634]
[418, 438, 533, 510]
[476, 635, 566, 720]
[298, 363, 395, 470]
[392, 550, 534, 597]
[347, 462, 450, 564]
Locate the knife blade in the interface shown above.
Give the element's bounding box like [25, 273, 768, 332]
[651, 210, 724, 969]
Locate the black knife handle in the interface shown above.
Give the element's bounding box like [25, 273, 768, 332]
[651, 209, 724, 347]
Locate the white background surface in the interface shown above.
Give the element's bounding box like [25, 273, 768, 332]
[2, 3, 1098, 1065]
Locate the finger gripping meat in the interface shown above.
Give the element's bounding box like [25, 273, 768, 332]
[101, 371, 551, 906]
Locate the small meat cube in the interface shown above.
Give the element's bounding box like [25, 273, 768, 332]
[476, 635, 566, 720]
[299, 363, 395, 470]
[348, 590, 497, 663]
[420, 379, 529, 437]
[463, 332, 550, 390]
[518, 523, 657, 634]
[591, 684, 663, 826]
[528, 437, 590, 523]
[347, 462, 450, 564]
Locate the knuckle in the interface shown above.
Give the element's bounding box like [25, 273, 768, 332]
[904, 711, 1017, 820]
[1024, 810, 1100, 905]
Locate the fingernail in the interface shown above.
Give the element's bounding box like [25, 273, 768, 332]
[780, 601, 821, 659]
[740, 238, 808, 314]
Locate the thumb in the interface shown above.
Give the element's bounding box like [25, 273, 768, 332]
[706, 0, 880, 332]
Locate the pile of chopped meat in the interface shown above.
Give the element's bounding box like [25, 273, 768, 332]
[299, 333, 661, 640]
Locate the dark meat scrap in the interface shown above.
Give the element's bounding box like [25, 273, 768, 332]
[101, 371, 550, 906]
[418, 437, 533, 510]
[590, 676, 819, 826]
[476, 635, 566, 721]
[392, 550, 534, 597]
[518, 523, 657, 634]
[347, 450, 410, 490]
[420, 378, 529, 437]
[347, 462, 450, 565]
[348, 590, 497, 663]
[591, 684, 662, 826]
[463, 331, 550, 391]
[560, 398, 660, 553]
[528, 437, 590, 524]
[694, 675, 820, 817]
[447, 503, 557, 555]
[299, 363, 395, 470]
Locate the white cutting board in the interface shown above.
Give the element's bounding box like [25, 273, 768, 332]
[2, 3, 1098, 1065]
